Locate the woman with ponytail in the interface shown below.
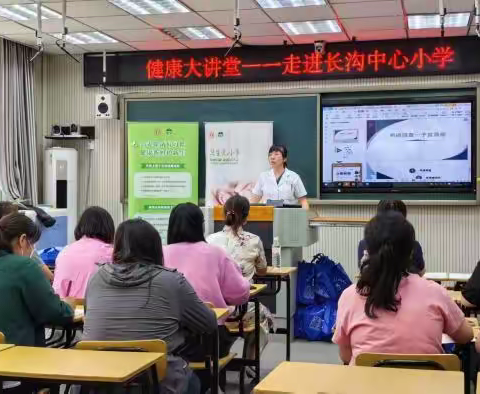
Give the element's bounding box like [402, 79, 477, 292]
[207, 195, 267, 280]
[333, 211, 472, 365]
[207, 195, 273, 360]
[0, 213, 73, 346]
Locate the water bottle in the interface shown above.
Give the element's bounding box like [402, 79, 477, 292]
[272, 236, 282, 269]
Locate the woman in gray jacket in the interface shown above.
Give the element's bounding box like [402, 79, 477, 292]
[83, 218, 217, 394]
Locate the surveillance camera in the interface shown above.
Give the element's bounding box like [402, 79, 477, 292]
[314, 40, 326, 55]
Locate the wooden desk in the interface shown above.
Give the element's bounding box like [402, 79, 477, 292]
[425, 273, 471, 283]
[253, 362, 463, 394]
[0, 345, 13, 352]
[449, 290, 462, 303]
[249, 283, 267, 297]
[265, 267, 297, 276]
[310, 217, 368, 227]
[0, 347, 164, 383]
[74, 306, 84, 323]
[213, 308, 229, 320]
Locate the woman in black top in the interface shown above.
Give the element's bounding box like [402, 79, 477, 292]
[358, 200, 425, 276]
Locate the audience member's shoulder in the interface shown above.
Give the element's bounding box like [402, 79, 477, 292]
[9, 255, 43, 275]
[339, 283, 357, 300]
[408, 273, 446, 294]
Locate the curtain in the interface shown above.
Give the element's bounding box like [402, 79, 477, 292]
[0, 38, 38, 204]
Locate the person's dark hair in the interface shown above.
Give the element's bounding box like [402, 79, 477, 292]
[0, 213, 41, 253]
[0, 202, 18, 219]
[357, 211, 415, 319]
[74, 206, 115, 244]
[167, 203, 205, 245]
[268, 144, 288, 168]
[224, 194, 250, 235]
[113, 219, 163, 266]
[377, 200, 407, 218]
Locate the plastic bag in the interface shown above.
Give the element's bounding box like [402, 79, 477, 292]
[302, 301, 337, 341]
[313, 254, 352, 302]
[296, 261, 316, 305]
[294, 306, 306, 338]
[39, 247, 63, 267]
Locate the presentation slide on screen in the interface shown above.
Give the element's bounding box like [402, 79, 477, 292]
[322, 102, 472, 185]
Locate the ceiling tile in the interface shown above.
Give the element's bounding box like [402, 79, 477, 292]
[21, 18, 93, 33]
[77, 15, 150, 30]
[129, 40, 186, 50]
[0, 0, 86, 3]
[354, 28, 406, 40]
[3, 32, 57, 45]
[242, 35, 290, 44]
[80, 42, 135, 51]
[0, 21, 35, 34]
[404, 0, 474, 14]
[44, 43, 86, 54]
[408, 26, 469, 38]
[343, 16, 404, 33]
[180, 37, 232, 48]
[218, 23, 284, 36]
[200, 9, 271, 25]
[140, 12, 209, 28]
[329, 0, 377, 2]
[46, 1, 129, 17]
[108, 28, 170, 41]
[180, 0, 258, 12]
[332, 1, 402, 18]
[290, 32, 348, 43]
[265, 5, 334, 22]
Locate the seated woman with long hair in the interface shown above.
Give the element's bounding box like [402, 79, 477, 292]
[53, 206, 114, 298]
[84, 219, 217, 394]
[0, 213, 73, 346]
[334, 211, 472, 365]
[207, 195, 273, 358]
[163, 203, 250, 359]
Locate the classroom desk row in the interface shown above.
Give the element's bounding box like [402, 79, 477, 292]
[254, 362, 465, 394]
[0, 345, 165, 393]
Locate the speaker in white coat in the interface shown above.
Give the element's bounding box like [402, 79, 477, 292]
[44, 148, 77, 242]
[95, 93, 117, 119]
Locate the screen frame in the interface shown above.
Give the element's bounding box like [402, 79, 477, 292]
[320, 93, 477, 195]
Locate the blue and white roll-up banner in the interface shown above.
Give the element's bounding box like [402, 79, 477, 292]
[205, 121, 273, 206]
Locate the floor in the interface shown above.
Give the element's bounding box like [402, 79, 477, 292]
[224, 334, 340, 393]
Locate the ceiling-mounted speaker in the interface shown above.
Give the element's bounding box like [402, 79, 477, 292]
[95, 94, 118, 120]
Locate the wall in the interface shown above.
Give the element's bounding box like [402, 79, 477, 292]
[40, 54, 480, 278]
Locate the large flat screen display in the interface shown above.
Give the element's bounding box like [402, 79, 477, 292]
[321, 100, 475, 194]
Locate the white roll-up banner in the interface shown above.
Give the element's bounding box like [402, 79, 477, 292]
[205, 121, 273, 206]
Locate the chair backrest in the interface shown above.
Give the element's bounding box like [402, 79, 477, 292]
[0, 332, 5, 344]
[356, 353, 461, 371]
[75, 339, 167, 379]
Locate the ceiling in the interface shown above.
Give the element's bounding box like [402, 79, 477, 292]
[0, 0, 478, 55]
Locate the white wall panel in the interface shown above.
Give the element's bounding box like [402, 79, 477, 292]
[40, 54, 480, 278]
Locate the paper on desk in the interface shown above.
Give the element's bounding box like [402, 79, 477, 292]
[448, 273, 471, 281]
[424, 272, 448, 280]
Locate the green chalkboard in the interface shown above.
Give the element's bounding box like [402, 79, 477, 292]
[126, 96, 318, 198]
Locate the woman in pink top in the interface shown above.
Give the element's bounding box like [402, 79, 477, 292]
[53, 206, 114, 298]
[333, 211, 473, 365]
[163, 203, 250, 360]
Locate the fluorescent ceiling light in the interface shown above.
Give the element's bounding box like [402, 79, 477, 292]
[164, 26, 225, 40]
[257, 0, 325, 8]
[408, 13, 470, 29]
[0, 4, 60, 21]
[54, 32, 118, 45]
[279, 20, 341, 35]
[108, 0, 189, 15]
